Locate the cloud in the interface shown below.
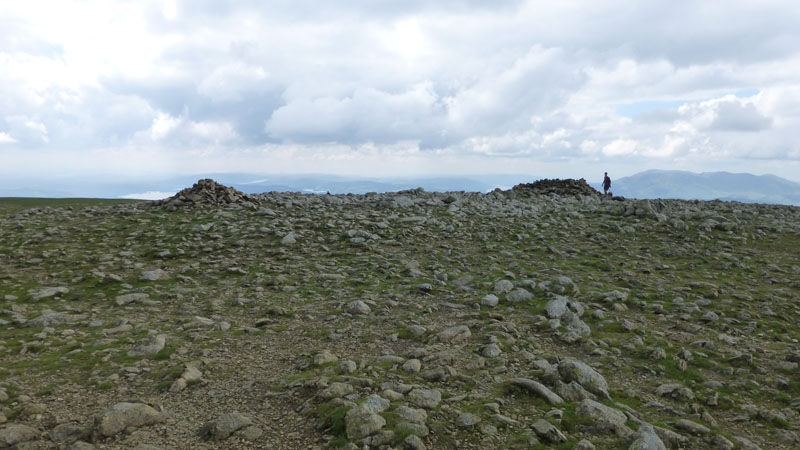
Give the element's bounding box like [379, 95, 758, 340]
[709, 100, 772, 132]
[120, 191, 176, 200]
[678, 95, 772, 132]
[1, 1, 800, 181]
[0, 132, 17, 144]
[265, 82, 443, 144]
[197, 62, 270, 102]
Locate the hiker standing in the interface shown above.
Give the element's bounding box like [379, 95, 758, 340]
[602, 172, 611, 195]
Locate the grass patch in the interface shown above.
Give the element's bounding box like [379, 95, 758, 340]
[0, 197, 143, 212]
[314, 401, 350, 444]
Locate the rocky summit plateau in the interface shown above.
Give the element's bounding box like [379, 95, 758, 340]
[1, 179, 799, 450]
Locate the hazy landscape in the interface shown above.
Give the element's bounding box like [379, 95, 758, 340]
[1, 179, 799, 449]
[2, 170, 799, 206]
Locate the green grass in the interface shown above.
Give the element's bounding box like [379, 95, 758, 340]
[314, 402, 350, 443]
[0, 197, 143, 212]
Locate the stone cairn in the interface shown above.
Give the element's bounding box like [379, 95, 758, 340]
[511, 178, 603, 197]
[154, 179, 259, 209]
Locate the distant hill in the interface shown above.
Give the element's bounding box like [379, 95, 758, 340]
[599, 170, 800, 206]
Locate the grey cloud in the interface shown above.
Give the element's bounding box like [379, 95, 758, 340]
[265, 84, 445, 145]
[2, 0, 800, 176]
[709, 101, 772, 132]
[266, 46, 585, 148]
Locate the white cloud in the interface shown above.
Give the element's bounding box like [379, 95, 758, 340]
[1, 1, 800, 181]
[603, 139, 638, 156]
[120, 190, 176, 200]
[197, 63, 269, 102]
[0, 132, 17, 144]
[149, 112, 181, 141]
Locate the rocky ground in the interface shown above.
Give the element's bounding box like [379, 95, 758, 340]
[1, 179, 799, 450]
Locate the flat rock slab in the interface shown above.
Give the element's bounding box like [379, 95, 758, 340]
[94, 402, 164, 438]
[128, 334, 166, 357]
[0, 424, 40, 447]
[437, 325, 471, 343]
[408, 388, 442, 409]
[511, 378, 564, 405]
[345, 405, 386, 440]
[200, 412, 253, 441]
[629, 424, 667, 450]
[30, 286, 69, 301]
[558, 358, 610, 399]
[115, 293, 150, 306]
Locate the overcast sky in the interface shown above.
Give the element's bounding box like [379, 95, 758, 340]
[2, 0, 800, 182]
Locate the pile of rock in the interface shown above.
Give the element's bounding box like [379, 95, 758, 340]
[155, 179, 259, 209]
[511, 178, 602, 197]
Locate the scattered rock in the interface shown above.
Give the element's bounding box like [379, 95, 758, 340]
[0, 424, 40, 447]
[345, 404, 386, 440]
[200, 412, 253, 441]
[93, 402, 164, 438]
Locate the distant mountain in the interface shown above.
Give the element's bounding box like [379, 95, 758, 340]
[598, 170, 800, 206]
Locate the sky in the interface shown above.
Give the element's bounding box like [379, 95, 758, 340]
[2, 0, 800, 183]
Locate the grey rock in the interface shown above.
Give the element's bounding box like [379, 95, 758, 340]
[481, 294, 499, 307]
[51, 423, 89, 443]
[66, 442, 96, 450]
[200, 412, 253, 441]
[403, 434, 427, 450]
[347, 300, 371, 315]
[345, 405, 386, 440]
[511, 378, 564, 405]
[437, 325, 471, 343]
[507, 288, 533, 302]
[481, 343, 502, 358]
[674, 419, 710, 436]
[554, 276, 579, 294]
[281, 232, 297, 245]
[456, 412, 481, 427]
[408, 388, 441, 409]
[362, 394, 391, 413]
[128, 334, 166, 357]
[654, 383, 694, 400]
[576, 399, 632, 437]
[553, 380, 596, 402]
[93, 402, 164, 438]
[629, 424, 667, 450]
[235, 425, 264, 441]
[652, 425, 690, 448]
[24, 311, 70, 328]
[732, 436, 764, 450]
[313, 349, 338, 365]
[0, 424, 40, 447]
[115, 293, 149, 306]
[394, 406, 427, 424]
[559, 311, 592, 343]
[140, 269, 168, 281]
[319, 382, 354, 400]
[531, 418, 567, 443]
[402, 359, 422, 373]
[339, 360, 358, 374]
[558, 358, 610, 399]
[712, 435, 735, 450]
[545, 296, 568, 319]
[30, 286, 69, 301]
[494, 280, 514, 295]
